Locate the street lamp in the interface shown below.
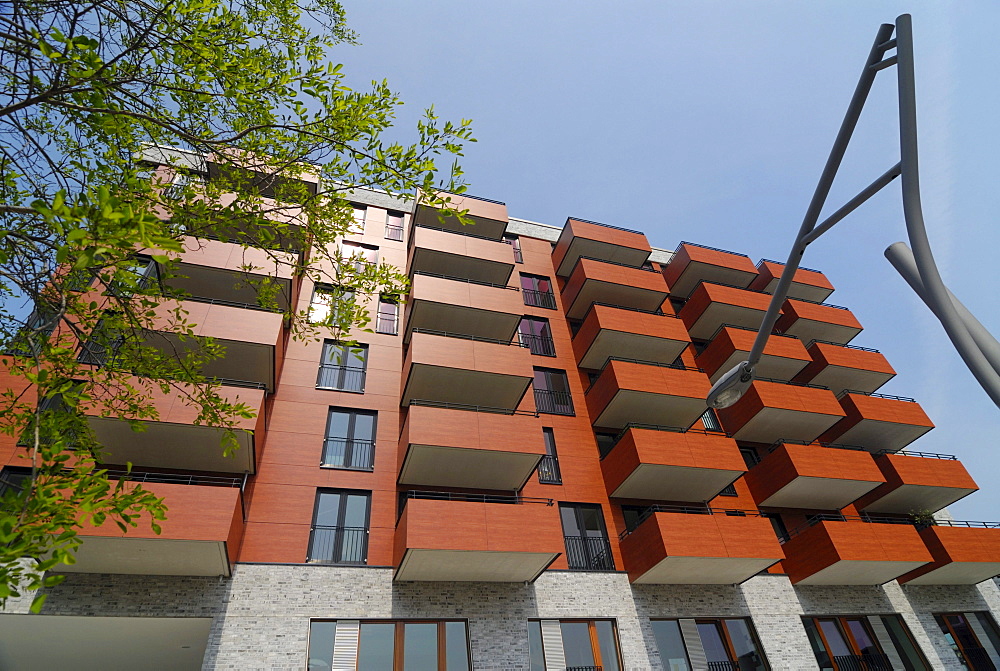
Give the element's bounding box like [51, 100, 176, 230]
[707, 14, 1000, 412]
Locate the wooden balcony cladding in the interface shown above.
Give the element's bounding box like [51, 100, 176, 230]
[84, 381, 264, 474]
[412, 192, 509, 241]
[561, 258, 669, 320]
[697, 326, 810, 384]
[619, 510, 783, 584]
[716, 380, 845, 444]
[662, 242, 759, 299]
[66, 481, 242, 577]
[775, 298, 863, 346]
[857, 453, 978, 514]
[749, 259, 835, 303]
[401, 331, 533, 409]
[744, 443, 885, 510]
[781, 519, 932, 585]
[898, 524, 1000, 585]
[398, 403, 545, 491]
[403, 272, 523, 343]
[679, 283, 773, 340]
[600, 427, 745, 501]
[552, 217, 651, 277]
[408, 225, 515, 285]
[794, 341, 895, 396]
[585, 359, 711, 430]
[393, 497, 563, 582]
[819, 392, 934, 453]
[572, 304, 689, 370]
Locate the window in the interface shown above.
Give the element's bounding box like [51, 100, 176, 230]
[519, 317, 555, 356]
[323, 408, 376, 471]
[559, 503, 614, 571]
[385, 210, 405, 241]
[309, 285, 356, 326]
[528, 619, 621, 671]
[740, 447, 761, 469]
[0, 467, 30, 512]
[701, 408, 723, 432]
[317, 341, 367, 392]
[77, 315, 125, 367]
[520, 273, 556, 309]
[340, 240, 379, 273]
[350, 204, 367, 233]
[651, 618, 769, 671]
[595, 431, 617, 458]
[307, 490, 370, 564]
[308, 620, 470, 671]
[935, 613, 999, 671]
[717, 483, 738, 497]
[537, 427, 562, 485]
[502, 234, 523, 263]
[764, 513, 789, 543]
[533, 368, 574, 415]
[804, 615, 930, 671]
[376, 297, 399, 335]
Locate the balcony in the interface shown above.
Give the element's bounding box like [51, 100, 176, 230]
[662, 242, 759, 299]
[775, 298, 863, 346]
[696, 325, 810, 384]
[857, 451, 978, 514]
[66, 476, 243, 576]
[411, 192, 508, 241]
[743, 441, 885, 510]
[552, 217, 651, 277]
[618, 506, 783, 584]
[84, 381, 264, 473]
[679, 283, 774, 340]
[561, 257, 669, 320]
[401, 330, 533, 409]
[403, 271, 523, 343]
[572, 303, 689, 370]
[600, 425, 745, 501]
[394, 493, 563, 582]
[407, 224, 515, 285]
[794, 341, 895, 396]
[898, 522, 1000, 585]
[780, 515, 932, 585]
[398, 401, 545, 490]
[750, 259, 835, 303]
[585, 358, 711, 430]
[716, 380, 845, 444]
[820, 392, 934, 453]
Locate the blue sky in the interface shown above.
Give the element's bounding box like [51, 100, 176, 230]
[337, 1, 999, 520]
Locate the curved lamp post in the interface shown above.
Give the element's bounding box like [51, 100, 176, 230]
[707, 14, 1000, 411]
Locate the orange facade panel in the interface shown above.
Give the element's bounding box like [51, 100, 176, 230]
[679, 283, 774, 340]
[408, 224, 515, 285]
[775, 298, 863, 346]
[412, 192, 508, 240]
[820, 392, 934, 453]
[697, 326, 810, 384]
[716, 380, 845, 444]
[663, 242, 759, 299]
[781, 519, 932, 585]
[552, 217, 651, 277]
[619, 510, 783, 584]
[393, 497, 563, 582]
[744, 443, 885, 510]
[750, 260, 835, 303]
[794, 341, 895, 396]
[600, 427, 745, 501]
[561, 257, 669, 320]
[857, 453, 978, 514]
[898, 524, 1000, 585]
[585, 359, 711, 430]
[573, 304, 689, 370]
[404, 272, 523, 343]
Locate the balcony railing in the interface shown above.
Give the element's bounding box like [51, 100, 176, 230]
[831, 653, 893, 671]
[408, 398, 539, 417]
[385, 223, 404, 241]
[306, 526, 368, 564]
[584, 357, 704, 394]
[316, 364, 366, 392]
[537, 455, 562, 484]
[321, 438, 375, 471]
[376, 314, 399, 335]
[805, 338, 880, 353]
[563, 535, 615, 571]
[566, 255, 661, 278]
[781, 513, 916, 543]
[520, 333, 556, 356]
[676, 240, 751, 258]
[619, 504, 766, 539]
[876, 448, 957, 460]
[707, 662, 741, 671]
[412, 270, 518, 291]
[103, 470, 243, 488]
[534, 389, 574, 416]
[523, 288, 557, 309]
[960, 647, 996, 669]
[398, 489, 554, 521]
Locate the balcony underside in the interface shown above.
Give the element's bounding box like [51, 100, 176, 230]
[686, 303, 767, 340]
[669, 262, 756, 299]
[860, 484, 976, 515]
[807, 366, 894, 396]
[830, 421, 932, 453]
[410, 247, 513, 286]
[169, 263, 291, 312]
[758, 476, 882, 510]
[729, 407, 842, 444]
[592, 390, 706, 430]
[793, 559, 929, 586]
[88, 418, 254, 473]
[903, 562, 1000, 585]
[404, 301, 520, 343]
[633, 555, 777, 585]
[609, 463, 742, 501]
[412, 206, 507, 240]
[565, 281, 666, 320]
[401, 364, 531, 409]
[63, 537, 231, 576]
[781, 319, 861, 346]
[708, 349, 809, 385]
[144, 333, 275, 392]
[556, 238, 650, 277]
[395, 549, 557, 582]
[398, 445, 542, 491]
[577, 330, 687, 370]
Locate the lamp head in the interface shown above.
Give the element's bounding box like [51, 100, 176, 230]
[706, 360, 755, 409]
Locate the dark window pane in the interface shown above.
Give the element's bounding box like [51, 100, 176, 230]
[819, 620, 852, 657]
[594, 620, 621, 671]
[881, 616, 929, 671]
[560, 506, 581, 536]
[314, 492, 341, 527]
[358, 623, 395, 671]
[403, 622, 438, 671]
[803, 619, 835, 671]
[561, 622, 597, 667]
[846, 619, 879, 656]
[343, 494, 369, 528]
[528, 621, 545, 671]
[445, 621, 470, 671]
[724, 619, 766, 671]
[697, 622, 730, 663]
[651, 620, 690, 671]
[308, 621, 336, 671]
[326, 411, 351, 439]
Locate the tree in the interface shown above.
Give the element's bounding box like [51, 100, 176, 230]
[0, 0, 474, 610]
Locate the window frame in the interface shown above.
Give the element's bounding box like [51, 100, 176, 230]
[376, 296, 399, 335]
[559, 502, 614, 571]
[537, 427, 562, 485]
[520, 273, 556, 310]
[308, 619, 471, 671]
[804, 614, 931, 671]
[307, 489, 371, 565]
[528, 618, 623, 671]
[322, 407, 377, 471]
[651, 617, 771, 671]
[385, 210, 405, 241]
[518, 316, 556, 356]
[316, 340, 368, 393]
[532, 367, 574, 416]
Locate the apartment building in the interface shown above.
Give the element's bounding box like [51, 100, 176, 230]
[1, 164, 1000, 670]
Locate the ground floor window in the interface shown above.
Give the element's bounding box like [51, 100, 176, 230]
[528, 619, 622, 671]
[651, 618, 768, 671]
[308, 620, 470, 671]
[803, 615, 930, 670]
[935, 612, 1000, 670]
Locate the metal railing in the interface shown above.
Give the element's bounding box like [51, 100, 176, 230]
[568, 215, 643, 235]
[77, 334, 125, 367]
[563, 535, 615, 571]
[306, 526, 368, 564]
[316, 364, 366, 392]
[754, 376, 830, 390]
[758, 257, 824, 274]
[919, 519, 1000, 529]
[585, 357, 703, 394]
[764, 438, 868, 460]
[599, 423, 734, 458]
[522, 288, 557, 309]
[676, 241, 752, 259]
[620, 504, 766, 539]
[520, 333, 556, 356]
[537, 455, 562, 484]
[321, 438, 375, 471]
[376, 314, 399, 335]
[878, 448, 957, 460]
[408, 398, 538, 417]
[412, 222, 502, 243]
[103, 470, 242, 487]
[781, 513, 917, 543]
[837, 389, 916, 402]
[442, 191, 505, 205]
[787, 296, 851, 311]
[717, 483, 738, 497]
[578, 301, 670, 324]
[398, 491, 553, 521]
[411, 327, 518, 346]
[707, 322, 800, 343]
[707, 662, 741, 671]
[385, 223, 404, 241]
[831, 653, 893, 671]
[412, 270, 519, 291]
[566, 255, 661, 278]
[959, 646, 996, 669]
[534, 389, 574, 415]
[177, 293, 281, 313]
[805, 338, 881, 353]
